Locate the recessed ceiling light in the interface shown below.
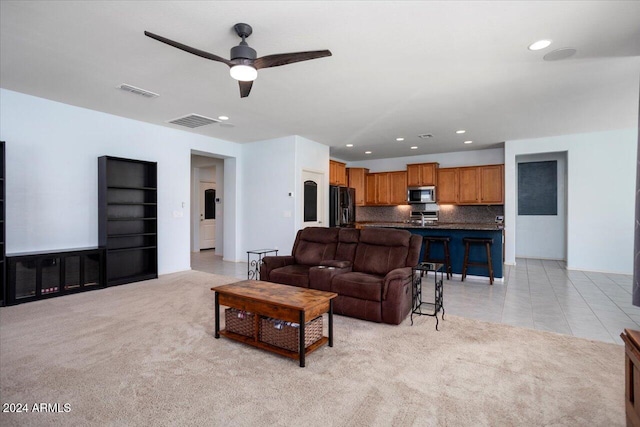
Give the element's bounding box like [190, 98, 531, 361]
[365, 151, 372, 154]
[396, 137, 404, 141]
[464, 140, 473, 144]
[218, 115, 229, 121]
[410, 146, 418, 150]
[456, 130, 466, 134]
[528, 39, 552, 51]
[346, 144, 354, 147]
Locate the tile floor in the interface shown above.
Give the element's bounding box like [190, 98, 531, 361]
[191, 252, 637, 345]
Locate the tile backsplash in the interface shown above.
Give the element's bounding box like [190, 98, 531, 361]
[356, 205, 412, 223]
[356, 204, 504, 223]
[438, 205, 504, 223]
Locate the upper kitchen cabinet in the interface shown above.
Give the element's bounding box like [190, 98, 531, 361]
[458, 167, 480, 204]
[329, 160, 347, 186]
[362, 172, 387, 205]
[389, 171, 408, 205]
[406, 162, 438, 186]
[437, 164, 504, 205]
[436, 168, 458, 204]
[364, 171, 406, 206]
[347, 167, 369, 206]
[479, 164, 504, 204]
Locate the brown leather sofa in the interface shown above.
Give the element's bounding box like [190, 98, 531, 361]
[260, 227, 422, 325]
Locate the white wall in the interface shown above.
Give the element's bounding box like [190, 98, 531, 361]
[516, 152, 567, 260]
[241, 136, 297, 255]
[239, 135, 330, 256]
[0, 89, 241, 274]
[346, 148, 505, 171]
[505, 129, 637, 274]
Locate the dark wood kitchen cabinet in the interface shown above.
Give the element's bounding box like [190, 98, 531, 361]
[99, 156, 158, 286]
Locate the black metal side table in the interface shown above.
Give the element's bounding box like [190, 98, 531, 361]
[411, 262, 445, 330]
[246, 249, 278, 280]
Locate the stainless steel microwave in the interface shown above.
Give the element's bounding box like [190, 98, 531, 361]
[407, 186, 436, 204]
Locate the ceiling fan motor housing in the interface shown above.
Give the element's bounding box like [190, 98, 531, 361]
[230, 44, 256, 60]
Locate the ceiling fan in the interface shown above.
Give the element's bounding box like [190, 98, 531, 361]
[144, 23, 332, 98]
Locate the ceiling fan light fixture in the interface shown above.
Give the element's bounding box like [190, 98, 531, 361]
[528, 39, 552, 51]
[230, 65, 257, 81]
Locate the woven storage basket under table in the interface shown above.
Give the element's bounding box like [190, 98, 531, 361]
[224, 308, 255, 338]
[259, 316, 323, 352]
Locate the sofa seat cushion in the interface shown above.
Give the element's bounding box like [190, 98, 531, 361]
[269, 265, 311, 288]
[331, 272, 384, 302]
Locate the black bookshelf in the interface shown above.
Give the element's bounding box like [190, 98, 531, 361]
[98, 156, 158, 286]
[0, 141, 5, 306]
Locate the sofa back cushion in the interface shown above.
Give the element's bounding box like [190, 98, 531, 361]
[292, 227, 339, 266]
[335, 228, 360, 262]
[353, 228, 412, 276]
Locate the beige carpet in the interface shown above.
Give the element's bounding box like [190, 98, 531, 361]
[0, 270, 625, 426]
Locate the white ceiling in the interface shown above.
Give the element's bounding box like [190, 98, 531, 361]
[1, 1, 639, 161]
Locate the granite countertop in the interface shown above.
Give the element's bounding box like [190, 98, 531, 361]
[357, 221, 504, 231]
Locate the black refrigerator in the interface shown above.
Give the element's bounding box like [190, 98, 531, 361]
[329, 186, 356, 227]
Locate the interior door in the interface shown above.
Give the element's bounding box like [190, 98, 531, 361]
[302, 170, 324, 228]
[199, 182, 216, 250]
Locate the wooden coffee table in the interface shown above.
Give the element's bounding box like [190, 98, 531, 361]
[211, 280, 338, 367]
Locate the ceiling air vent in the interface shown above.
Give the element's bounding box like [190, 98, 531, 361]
[168, 114, 220, 128]
[118, 83, 159, 98]
[418, 134, 433, 139]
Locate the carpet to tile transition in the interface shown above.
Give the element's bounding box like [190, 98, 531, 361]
[0, 270, 625, 426]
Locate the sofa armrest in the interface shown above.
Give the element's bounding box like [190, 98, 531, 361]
[320, 259, 352, 269]
[260, 256, 295, 281]
[309, 265, 352, 292]
[382, 267, 414, 300]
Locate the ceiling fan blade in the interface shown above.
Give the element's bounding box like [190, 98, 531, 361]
[254, 50, 332, 69]
[144, 31, 232, 66]
[239, 80, 253, 98]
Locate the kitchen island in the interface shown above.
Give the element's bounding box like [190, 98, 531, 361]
[357, 222, 504, 281]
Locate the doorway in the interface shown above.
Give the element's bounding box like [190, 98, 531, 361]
[199, 181, 216, 250]
[191, 154, 225, 257]
[515, 152, 567, 260]
[301, 170, 325, 228]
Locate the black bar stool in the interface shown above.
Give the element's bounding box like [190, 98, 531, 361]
[461, 237, 494, 285]
[422, 236, 453, 279]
